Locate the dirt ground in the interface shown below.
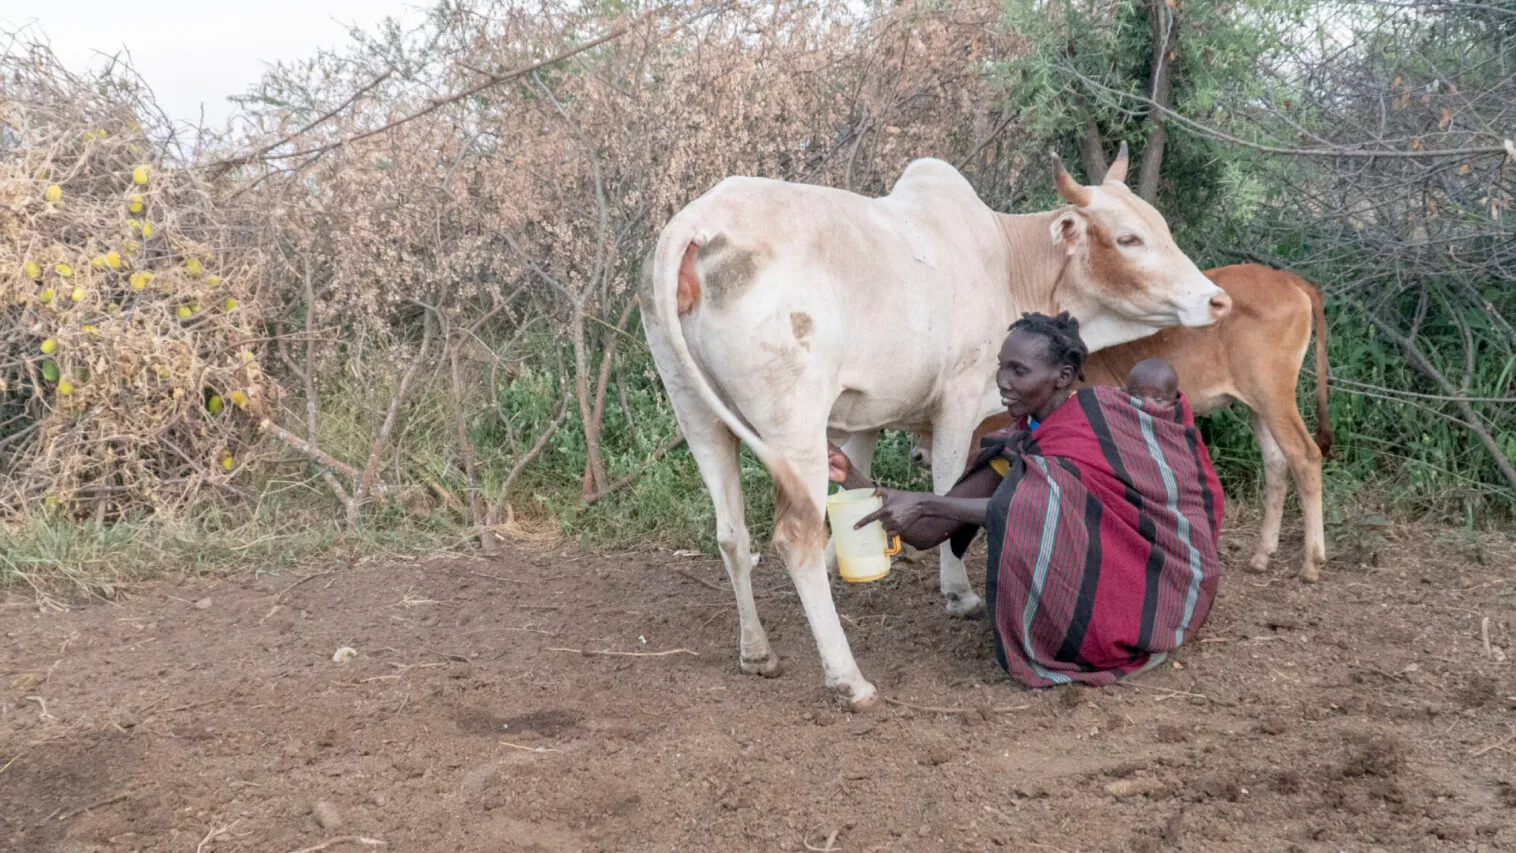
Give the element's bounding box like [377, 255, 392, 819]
[3, 519, 1514, 853]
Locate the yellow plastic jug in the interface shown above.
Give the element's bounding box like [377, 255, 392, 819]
[825, 488, 901, 583]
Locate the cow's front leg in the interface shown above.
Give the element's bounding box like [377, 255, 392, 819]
[930, 416, 985, 618]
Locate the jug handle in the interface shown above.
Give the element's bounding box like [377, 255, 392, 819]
[883, 536, 901, 557]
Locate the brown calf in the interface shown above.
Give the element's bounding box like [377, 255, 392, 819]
[911, 263, 1331, 582]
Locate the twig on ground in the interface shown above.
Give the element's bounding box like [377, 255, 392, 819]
[1119, 682, 1221, 704]
[41, 793, 130, 827]
[803, 829, 841, 852]
[274, 571, 333, 603]
[196, 819, 239, 853]
[548, 646, 698, 657]
[883, 696, 1032, 714]
[357, 662, 448, 683]
[24, 695, 53, 720]
[674, 567, 725, 592]
[500, 740, 562, 753]
[469, 570, 523, 584]
[1481, 616, 1494, 658]
[283, 837, 387, 853]
[1470, 731, 1516, 758]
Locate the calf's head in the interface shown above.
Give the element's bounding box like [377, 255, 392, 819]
[1043, 143, 1230, 349]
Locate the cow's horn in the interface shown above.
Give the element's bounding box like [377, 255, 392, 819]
[1104, 141, 1130, 185]
[1051, 151, 1092, 207]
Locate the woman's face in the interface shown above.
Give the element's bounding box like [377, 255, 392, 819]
[996, 329, 1075, 421]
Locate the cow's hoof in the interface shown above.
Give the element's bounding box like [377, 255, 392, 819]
[740, 653, 783, 678]
[1298, 565, 1321, 584]
[945, 591, 985, 619]
[841, 682, 879, 712]
[1247, 553, 1272, 573]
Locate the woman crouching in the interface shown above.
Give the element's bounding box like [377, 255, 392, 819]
[829, 312, 1224, 686]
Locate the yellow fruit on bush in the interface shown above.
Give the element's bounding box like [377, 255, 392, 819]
[58, 380, 73, 396]
[186, 258, 202, 276]
[207, 394, 224, 413]
[141, 221, 153, 238]
[82, 325, 99, 334]
[39, 287, 54, 303]
[220, 452, 234, 470]
[105, 251, 121, 268]
[106, 303, 120, 314]
[70, 287, 85, 302]
[132, 165, 149, 185]
[129, 272, 147, 291]
[206, 275, 221, 287]
[91, 255, 107, 269]
[45, 184, 62, 203]
[223, 297, 238, 312]
[177, 305, 193, 319]
[40, 338, 56, 354]
[129, 194, 144, 213]
[126, 218, 140, 232]
[24, 260, 40, 279]
[55, 263, 73, 277]
[230, 390, 249, 408]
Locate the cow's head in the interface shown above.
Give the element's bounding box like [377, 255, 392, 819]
[1045, 142, 1230, 349]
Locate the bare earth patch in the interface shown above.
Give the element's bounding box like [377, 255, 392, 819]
[2, 523, 1513, 852]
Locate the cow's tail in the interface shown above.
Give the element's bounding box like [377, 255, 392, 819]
[652, 220, 824, 551]
[1287, 271, 1333, 459]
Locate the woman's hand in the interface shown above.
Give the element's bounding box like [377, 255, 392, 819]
[827, 444, 851, 484]
[855, 488, 935, 535]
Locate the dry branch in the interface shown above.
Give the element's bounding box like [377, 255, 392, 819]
[583, 434, 687, 505]
[258, 420, 388, 496]
[348, 317, 433, 529]
[548, 646, 698, 657]
[214, 6, 670, 170]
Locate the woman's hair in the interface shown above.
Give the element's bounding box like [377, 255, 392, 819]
[1008, 311, 1088, 380]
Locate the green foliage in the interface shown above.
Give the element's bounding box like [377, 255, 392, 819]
[996, 0, 1309, 240]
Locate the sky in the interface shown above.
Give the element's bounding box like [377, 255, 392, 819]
[6, 0, 429, 130]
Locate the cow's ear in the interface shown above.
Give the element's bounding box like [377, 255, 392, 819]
[1050, 211, 1087, 255]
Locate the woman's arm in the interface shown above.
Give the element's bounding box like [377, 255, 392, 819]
[861, 464, 1005, 551]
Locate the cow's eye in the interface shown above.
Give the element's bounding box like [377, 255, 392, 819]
[1117, 234, 1144, 247]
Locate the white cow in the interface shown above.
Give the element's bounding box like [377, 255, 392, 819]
[639, 145, 1230, 707]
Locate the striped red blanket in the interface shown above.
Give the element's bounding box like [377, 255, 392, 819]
[958, 386, 1224, 687]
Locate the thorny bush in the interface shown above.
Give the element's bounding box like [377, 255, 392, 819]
[0, 43, 274, 522]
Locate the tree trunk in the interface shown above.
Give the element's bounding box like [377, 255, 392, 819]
[1137, 0, 1179, 203]
[569, 304, 608, 494]
[579, 302, 637, 500]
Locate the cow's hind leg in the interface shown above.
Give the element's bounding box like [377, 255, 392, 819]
[770, 441, 877, 708]
[1248, 411, 1290, 574]
[1257, 407, 1327, 583]
[682, 416, 781, 676]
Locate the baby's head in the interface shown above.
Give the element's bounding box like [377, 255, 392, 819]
[1125, 358, 1179, 410]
